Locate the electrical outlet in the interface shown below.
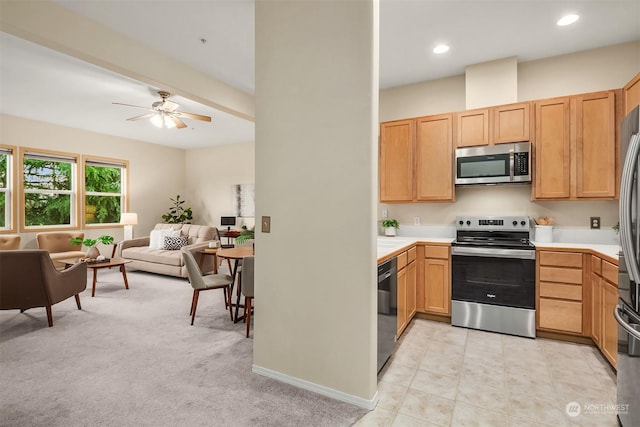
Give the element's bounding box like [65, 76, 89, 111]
[414, 217, 421, 225]
[382, 209, 388, 219]
[590, 216, 600, 229]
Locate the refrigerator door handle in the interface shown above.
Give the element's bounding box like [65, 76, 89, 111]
[614, 304, 640, 341]
[619, 133, 640, 283]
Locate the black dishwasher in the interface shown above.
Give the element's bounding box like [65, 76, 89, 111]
[377, 257, 397, 373]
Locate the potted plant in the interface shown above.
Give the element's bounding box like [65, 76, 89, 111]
[235, 225, 255, 244]
[382, 219, 399, 237]
[162, 195, 193, 224]
[70, 235, 115, 259]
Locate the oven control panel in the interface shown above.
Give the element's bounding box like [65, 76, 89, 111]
[455, 216, 532, 231]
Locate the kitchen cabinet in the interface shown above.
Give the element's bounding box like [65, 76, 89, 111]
[590, 254, 618, 368]
[423, 245, 450, 315]
[533, 90, 617, 200]
[623, 72, 640, 115]
[397, 247, 416, 336]
[379, 120, 414, 202]
[456, 108, 490, 147]
[492, 102, 532, 144]
[415, 114, 455, 201]
[537, 250, 585, 335]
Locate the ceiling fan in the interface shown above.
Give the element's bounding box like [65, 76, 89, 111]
[113, 91, 212, 129]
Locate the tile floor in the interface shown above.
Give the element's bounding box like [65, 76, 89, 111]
[355, 319, 618, 427]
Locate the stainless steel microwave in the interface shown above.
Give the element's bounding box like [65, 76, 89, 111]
[455, 142, 531, 185]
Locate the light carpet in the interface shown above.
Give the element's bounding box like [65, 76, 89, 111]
[0, 268, 367, 427]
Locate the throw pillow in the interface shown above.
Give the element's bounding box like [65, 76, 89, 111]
[149, 229, 180, 249]
[163, 235, 188, 251]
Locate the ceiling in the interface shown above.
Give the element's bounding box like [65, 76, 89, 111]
[1, 0, 638, 149]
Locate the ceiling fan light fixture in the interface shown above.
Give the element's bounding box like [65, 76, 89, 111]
[150, 112, 176, 129]
[433, 44, 450, 54]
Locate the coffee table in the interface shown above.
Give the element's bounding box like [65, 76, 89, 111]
[60, 258, 132, 297]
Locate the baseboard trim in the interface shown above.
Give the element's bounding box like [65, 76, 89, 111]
[252, 364, 378, 410]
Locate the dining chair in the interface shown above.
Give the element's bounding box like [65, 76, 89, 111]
[241, 256, 255, 338]
[181, 248, 234, 325]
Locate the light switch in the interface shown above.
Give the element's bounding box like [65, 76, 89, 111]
[262, 216, 271, 233]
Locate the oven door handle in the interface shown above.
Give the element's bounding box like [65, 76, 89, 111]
[451, 246, 535, 260]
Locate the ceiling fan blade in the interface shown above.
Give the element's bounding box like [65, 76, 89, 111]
[126, 113, 157, 121]
[175, 111, 212, 122]
[170, 115, 188, 129]
[113, 102, 153, 111]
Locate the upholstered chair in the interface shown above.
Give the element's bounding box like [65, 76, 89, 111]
[36, 231, 86, 268]
[0, 235, 20, 250]
[0, 250, 87, 327]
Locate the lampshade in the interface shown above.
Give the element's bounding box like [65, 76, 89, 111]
[120, 212, 138, 225]
[150, 112, 176, 129]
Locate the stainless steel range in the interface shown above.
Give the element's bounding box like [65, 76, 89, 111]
[451, 216, 536, 338]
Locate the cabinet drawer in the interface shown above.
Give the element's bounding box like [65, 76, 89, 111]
[425, 245, 449, 259]
[539, 298, 583, 334]
[539, 282, 582, 301]
[407, 246, 417, 263]
[539, 251, 583, 268]
[397, 251, 408, 270]
[591, 255, 602, 275]
[602, 261, 618, 285]
[539, 266, 583, 284]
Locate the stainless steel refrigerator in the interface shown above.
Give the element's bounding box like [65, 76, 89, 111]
[617, 104, 640, 427]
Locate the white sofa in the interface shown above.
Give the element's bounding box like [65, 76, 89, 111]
[118, 224, 220, 278]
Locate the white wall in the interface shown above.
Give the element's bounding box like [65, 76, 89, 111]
[379, 41, 640, 231]
[184, 142, 255, 229]
[255, 0, 378, 407]
[0, 113, 185, 252]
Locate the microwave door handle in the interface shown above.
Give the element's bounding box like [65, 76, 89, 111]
[620, 133, 640, 283]
[509, 149, 515, 181]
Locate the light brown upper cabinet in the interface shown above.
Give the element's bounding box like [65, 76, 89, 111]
[456, 108, 489, 147]
[623, 72, 640, 116]
[492, 102, 532, 144]
[533, 90, 617, 200]
[379, 120, 414, 202]
[415, 114, 455, 202]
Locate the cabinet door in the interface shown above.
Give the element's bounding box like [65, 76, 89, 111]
[397, 266, 407, 335]
[380, 120, 414, 202]
[415, 114, 454, 201]
[533, 97, 571, 199]
[456, 108, 490, 147]
[591, 273, 602, 346]
[602, 281, 618, 367]
[407, 260, 417, 319]
[424, 258, 450, 315]
[624, 72, 640, 115]
[493, 102, 531, 144]
[575, 91, 616, 199]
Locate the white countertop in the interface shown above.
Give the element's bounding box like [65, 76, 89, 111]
[377, 236, 620, 262]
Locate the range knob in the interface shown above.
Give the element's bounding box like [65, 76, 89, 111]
[459, 220, 464, 226]
[466, 220, 471, 226]
[512, 220, 518, 226]
[521, 220, 527, 226]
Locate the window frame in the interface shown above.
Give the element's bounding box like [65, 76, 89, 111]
[81, 155, 129, 229]
[0, 145, 18, 233]
[20, 147, 80, 232]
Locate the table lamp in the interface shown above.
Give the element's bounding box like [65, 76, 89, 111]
[120, 212, 138, 240]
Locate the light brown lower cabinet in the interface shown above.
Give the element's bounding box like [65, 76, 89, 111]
[602, 280, 618, 367]
[397, 247, 417, 337]
[590, 255, 618, 368]
[423, 245, 451, 315]
[397, 266, 407, 335]
[591, 272, 602, 347]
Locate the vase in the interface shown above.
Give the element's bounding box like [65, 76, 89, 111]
[86, 246, 100, 259]
[384, 227, 396, 237]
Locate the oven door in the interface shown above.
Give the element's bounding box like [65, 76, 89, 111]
[451, 246, 535, 309]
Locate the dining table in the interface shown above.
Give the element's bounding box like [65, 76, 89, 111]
[216, 246, 254, 323]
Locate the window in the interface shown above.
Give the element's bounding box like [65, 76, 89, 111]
[83, 157, 128, 226]
[21, 149, 78, 229]
[0, 145, 16, 231]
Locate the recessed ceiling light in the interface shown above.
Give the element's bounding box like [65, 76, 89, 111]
[433, 44, 450, 54]
[557, 14, 579, 26]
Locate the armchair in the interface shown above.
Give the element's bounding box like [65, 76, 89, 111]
[0, 250, 87, 327]
[0, 235, 20, 250]
[36, 231, 86, 268]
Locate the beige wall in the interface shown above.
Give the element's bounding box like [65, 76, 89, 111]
[379, 41, 640, 229]
[0, 113, 185, 251]
[185, 142, 255, 229]
[255, 0, 378, 406]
